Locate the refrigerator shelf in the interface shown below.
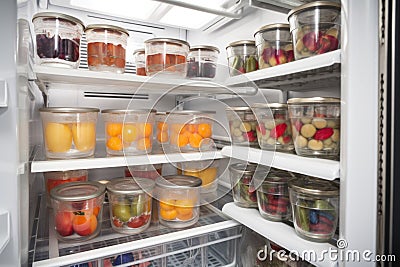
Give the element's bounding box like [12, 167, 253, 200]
[222, 202, 337, 267]
[221, 146, 339, 180]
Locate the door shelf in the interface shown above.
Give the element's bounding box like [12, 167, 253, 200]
[221, 146, 339, 180]
[222, 202, 337, 267]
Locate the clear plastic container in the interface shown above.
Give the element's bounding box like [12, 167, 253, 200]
[187, 45, 220, 79]
[39, 107, 99, 159]
[155, 175, 202, 228]
[125, 164, 162, 179]
[155, 112, 169, 145]
[50, 181, 105, 242]
[256, 169, 293, 221]
[252, 103, 294, 152]
[254, 23, 294, 69]
[133, 49, 146, 76]
[101, 109, 156, 156]
[32, 12, 84, 68]
[226, 40, 258, 76]
[178, 160, 219, 194]
[288, 176, 339, 242]
[107, 178, 154, 234]
[144, 38, 190, 77]
[287, 97, 340, 159]
[166, 110, 215, 152]
[288, 1, 341, 60]
[85, 24, 129, 73]
[225, 107, 258, 147]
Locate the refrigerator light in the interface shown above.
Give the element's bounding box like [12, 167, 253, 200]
[160, 6, 218, 29]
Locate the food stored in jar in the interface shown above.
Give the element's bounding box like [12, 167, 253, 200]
[226, 107, 258, 146]
[87, 42, 126, 69]
[133, 49, 146, 76]
[226, 40, 258, 76]
[36, 34, 80, 62]
[179, 160, 219, 194]
[186, 45, 219, 79]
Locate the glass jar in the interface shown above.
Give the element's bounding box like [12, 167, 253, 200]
[85, 24, 129, 73]
[288, 1, 341, 60]
[39, 107, 99, 159]
[155, 175, 202, 228]
[133, 49, 146, 76]
[287, 97, 340, 159]
[226, 40, 258, 76]
[252, 103, 294, 152]
[107, 178, 154, 234]
[125, 164, 162, 179]
[50, 181, 105, 242]
[254, 23, 294, 69]
[32, 12, 84, 68]
[155, 112, 169, 145]
[288, 176, 339, 242]
[256, 169, 293, 221]
[187, 45, 219, 79]
[101, 109, 156, 156]
[225, 107, 258, 147]
[144, 38, 190, 77]
[178, 160, 219, 194]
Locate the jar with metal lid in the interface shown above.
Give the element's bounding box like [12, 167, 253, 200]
[155, 112, 170, 145]
[256, 169, 293, 221]
[39, 107, 99, 159]
[32, 12, 84, 68]
[107, 178, 154, 234]
[144, 38, 190, 77]
[187, 45, 220, 79]
[288, 1, 341, 60]
[85, 24, 129, 73]
[252, 103, 294, 152]
[101, 109, 156, 156]
[288, 176, 339, 242]
[226, 40, 258, 76]
[287, 97, 340, 159]
[254, 24, 294, 69]
[229, 163, 269, 208]
[178, 159, 219, 194]
[133, 49, 146, 76]
[50, 181, 105, 242]
[225, 107, 258, 146]
[155, 175, 202, 228]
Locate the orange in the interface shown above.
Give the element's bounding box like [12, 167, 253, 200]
[137, 137, 151, 150]
[177, 133, 189, 147]
[72, 122, 96, 151]
[122, 124, 139, 143]
[198, 123, 212, 138]
[106, 136, 123, 151]
[189, 133, 203, 148]
[159, 199, 175, 211]
[187, 124, 198, 134]
[139, 123, 152, 138]
[93, 206, 100, 217]
[157, 131, 169, 143]
[106, 123, 122, 137]
[45, 122, 72, 153]
[157, 122, 168, 132]
[176, 210, 193, 221]
[160, 208, 177, 220]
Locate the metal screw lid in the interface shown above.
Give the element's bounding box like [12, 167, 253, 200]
[254, 23, 290, 37]
[287, 97, 340, 104]
[288, 176, 339, 196]
[85, 24, 129, 36]
[144, 38, 190, 47]
[190, 45, 220, 53]
[32, 12, 84, 28]
[226, 40, 256, 49]
[288, 1, 341, 19]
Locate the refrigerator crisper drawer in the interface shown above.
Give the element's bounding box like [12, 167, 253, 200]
[29, 194, 241, 267]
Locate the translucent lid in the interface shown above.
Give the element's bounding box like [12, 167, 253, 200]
[287, 97, 340, 104]
[288, 1, 341, 19]
[254, 23, 290, 36]
[107, 178, 155, 194]
[32, 12, 84, 28]
[144, 38, 190, 47]
[251, 103, 288, 109]
[85, 24, 129, 36]
[225, 106, 252, 111]
[50, 181, 105, 202]
[226, 40, 256, 49]
[39, 107, 100, 113]
[288, 177, 339, 196]
[133, 48, 145, 55]
[156, 175, 202, 189]
[101, 109, 156, 114]
[229, 163, 268, 175]
[169, 110, 216, 115]
[190, 45, 220, 53]
[263, 169, 293, 184]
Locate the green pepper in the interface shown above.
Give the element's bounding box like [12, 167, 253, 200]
[232, 55, 243, 71]
[314, 199, 332, 210]
[245, 56, 257, 73]
[296, 201, 310, 231]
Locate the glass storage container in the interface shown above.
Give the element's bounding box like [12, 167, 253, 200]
[155, 112, 169, 145]
[288, 177, 339, 242]
[254, 23, 294, 69]
[252, 103, 294, 152]
[144, 38, 190, 77]
[187, 45, 219, 79]
[226, 40, 258, 76]
[39, 107, 99, 159]
[85, 24, 129, 73]
[287, 97, 340, 159]
[125, 164, 162, 180]
[101, 109, 156, 156]
[50, 181, 105, 242]
[288, 1, 341, 60]
[178, 160, 219, 194]
[155, 175, 202, 228]
[32, 12, 84, 68]
[107, 178, 154, 234]
[225, 107, 258, 147]
[133, 48, 146, 76]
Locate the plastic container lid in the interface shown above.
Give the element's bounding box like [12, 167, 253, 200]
[101, 109, 157, 114]
[251, 103, 288, 108]
[85, 24, 129, 36]
[190, 45, 220, 53]
[254, 23, 290, 37]
[287, 1, 341, 19]
[39, 107, 100, 113]
[288, 177, 339, 196]
[226, 40, 256, 49]
[228, 162, 268, 175]
[262, 169, 293, 184]
[144, 38, 190, 47]
[133, 49, 145, 55]
[287, 97, 340, 104]
[107, 178, 155, 194]
[225, 106, 253, 111]
[156, 175, 202, 189]
[169, 110, 216, 115]
[32, 12, 84, 28]
[50, 181, 105, 202]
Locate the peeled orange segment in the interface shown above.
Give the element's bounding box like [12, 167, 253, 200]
[198, 123, 212, 138]
[189, 133, 203, 148]
[45, 122, 72, 153]
[72, 122, 96, 151]
[106, 123, 122, 137]
[107, 136, 123, 151]
[122, 124, 139, 142]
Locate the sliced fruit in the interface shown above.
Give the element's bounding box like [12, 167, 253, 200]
[45, 123, 72, 153]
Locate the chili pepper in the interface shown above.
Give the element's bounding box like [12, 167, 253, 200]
[314, 128, 334, 140]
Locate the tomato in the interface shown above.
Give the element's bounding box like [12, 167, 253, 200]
[73, 213, 97, 236]
[126, 217, 144, 228]
[55, 211, 74, 236]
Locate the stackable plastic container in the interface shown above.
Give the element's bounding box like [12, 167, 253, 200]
[226, 107, 258, 147]
[133, 49, 146, 76]
[125, 164, 162, 180]
[187, 45, 220, 79]
[226, 40, 258, 76]
[178, 160, 219, 194]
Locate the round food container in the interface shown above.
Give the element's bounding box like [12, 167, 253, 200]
[155, 112, 169, 145]
[101, 109, 156, 156]
[155, 175, 202, 228]
[50, 181, 105, 242]
[252, 103, 294, 152]
[226, 40, 258, 76]
[144, 38, 190, 77]
[133, 49, 146, 76]
[107, 178, 154, 234]
[39, 107, 99, 159]
[256, 169, 293, 221]
[178, 160, 219, 194]
[187, 45, 220, 79]
[32, 12, 84, 68]
[288, 177, 339, 242]
[229, 163, 269, 208]
[287, 97, 340, 159]
[125, 164, 162, 179]
[288, 1, 341, 60]
[166, 110, 215, 152]
[85, 24, 129, 73]
[225, 107, 258, 147]
[254, 24, 294, 69]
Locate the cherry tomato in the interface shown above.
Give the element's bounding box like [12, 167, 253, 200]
[127, 217, 144, 228]
[55, 211, 74, 236]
